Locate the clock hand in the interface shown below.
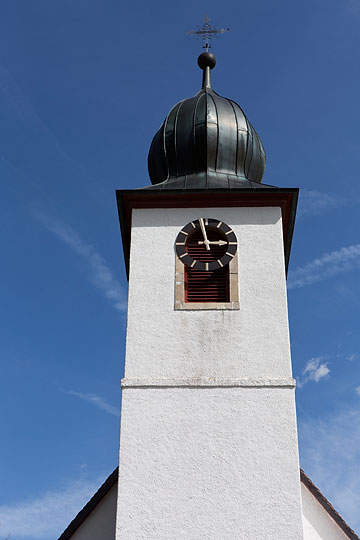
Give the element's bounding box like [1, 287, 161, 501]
[199, 217, 210, 251]
[198, 240, 227, 246]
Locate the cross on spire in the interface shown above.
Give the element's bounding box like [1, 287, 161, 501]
[187, 15, 229, 51]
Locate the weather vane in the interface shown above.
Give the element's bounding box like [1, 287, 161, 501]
[187, 16, 229, 51]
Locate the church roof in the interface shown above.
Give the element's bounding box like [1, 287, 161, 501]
[57, 468, 118, 540]
[147, 51, 266, 190]
[300, 469, 359, 540]
[57, 468, 359, 540]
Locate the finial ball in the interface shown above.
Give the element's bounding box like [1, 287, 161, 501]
[197, 52, 216, 70]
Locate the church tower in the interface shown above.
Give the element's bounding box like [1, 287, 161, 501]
[115, 50, 303, 539]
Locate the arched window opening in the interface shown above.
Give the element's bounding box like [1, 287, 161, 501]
[174, 219, 239, 311]
[184, 229, 229, 303]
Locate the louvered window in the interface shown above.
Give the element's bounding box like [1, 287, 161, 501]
[184, 229, 229, 303]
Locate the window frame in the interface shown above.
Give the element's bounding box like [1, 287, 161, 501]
[174, 251, 240, 311]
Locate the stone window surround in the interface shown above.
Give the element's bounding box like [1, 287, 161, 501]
[174, 252, 240, 311]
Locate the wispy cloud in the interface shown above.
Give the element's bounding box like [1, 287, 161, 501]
[0, 64, 48, 129]
[288, 244, 360, 290]
[0, 64, 71, 162]
[298, 407, 360, 534]
[34, 213, 127, 311]
[0, 477, 101, 539]
[347, 353, 360, 362]
[355, 386, 360, 396]
[303, 357, 330, 382]
[345, 0, 360, 15]
[297, 189, 349, 218]
[62, 388, 120, 417]
[297, 356, 330, 388]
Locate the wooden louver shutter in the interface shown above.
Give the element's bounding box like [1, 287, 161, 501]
[184, 230, 230, 303]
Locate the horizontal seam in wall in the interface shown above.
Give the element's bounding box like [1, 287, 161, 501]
[121, 377, 296, 388]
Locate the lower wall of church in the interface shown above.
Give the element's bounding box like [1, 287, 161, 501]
[301, 483, 349, 540]
[70, 484, 117, 540]
[116, 385, 304, 540]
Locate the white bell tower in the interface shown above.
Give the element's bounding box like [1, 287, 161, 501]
[115, 50, 304, 540]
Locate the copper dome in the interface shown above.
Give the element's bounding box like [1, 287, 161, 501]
[147, 52, 266, 190]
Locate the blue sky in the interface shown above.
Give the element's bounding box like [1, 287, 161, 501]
[1, 0, 360, 538]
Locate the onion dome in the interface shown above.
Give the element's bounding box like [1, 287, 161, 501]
[147, 52, 266, 189]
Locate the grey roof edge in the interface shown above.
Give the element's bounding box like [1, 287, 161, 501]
[137, 184, 293, 192]
[300, 469, 360, 540]
[143, 173, 272, 190]
[57, 467, 359, 539]
[57, 468, 118, 540]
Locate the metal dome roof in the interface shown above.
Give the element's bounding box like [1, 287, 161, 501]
[147, 52, 266, 190]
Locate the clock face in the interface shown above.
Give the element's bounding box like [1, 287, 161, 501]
[175, 218, 237, 271]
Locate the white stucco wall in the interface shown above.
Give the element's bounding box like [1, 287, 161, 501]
[117, 386, 303, 540]
[71, 484, 117, 540]
[73, 474, 355, 540]
[124, 207, 292, 380]
[116, 206, 304, 540]
[301, 483, 350, 540]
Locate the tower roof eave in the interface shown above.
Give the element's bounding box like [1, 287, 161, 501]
[116, 187, 299, 280]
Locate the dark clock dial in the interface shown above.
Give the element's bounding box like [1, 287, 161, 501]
[175, 218, 237, 271]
